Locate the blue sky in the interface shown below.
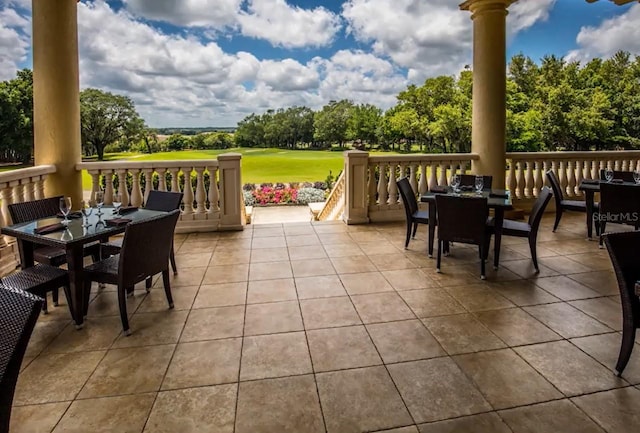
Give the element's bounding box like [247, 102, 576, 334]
[1, 0, 639, 127]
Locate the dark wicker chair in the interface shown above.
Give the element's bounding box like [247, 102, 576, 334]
[435, 195, 492, 279]
[101, 190, 183, 275]
[603, 231, 640, 376]
[397, 177, 429, 249]
[546, 170, 598, 232]
[0, 285, 44, 433]
[1, 265, 70, 315]
[83, 210, 181, 335]
[489, 187, 552, 272]
[598, 182, 640, 246]
[8, 197, 98, 311]
[599, 169, 635, 183]
[459, 174, 493, 190]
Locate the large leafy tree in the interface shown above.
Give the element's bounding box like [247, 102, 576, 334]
[80, 88, 143, 160]
[313, 100, 354, 147]
[0, 69, 33, 163]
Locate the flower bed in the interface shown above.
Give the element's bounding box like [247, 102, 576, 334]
[243, 183, 327, 206]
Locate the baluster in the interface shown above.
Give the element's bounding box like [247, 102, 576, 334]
[117, 169, 129, 205]
[614, 160, 621, 171]
[377, 162, 388, 205]
[157, 168, 167, 191]
[591, 160, 598, 180]
[89, 171, 100, 205]
[566, 161, 576, 198]
[35, 175, 46, 199]
[557, 161, 567, 197]
[207, 166, 219, 213]
[130, 169, 143, 207]
[513, 161, 522, 199]
[142, 169, 153, 205]
[169, 168, 179, 192]
[194, 166, 206, 214]
[368, 165, 376, 206]
[532, 160, 542, 197]
[181, 168, 195, 215]
[388, 163, 398, 205]
[622, 160, 629, 171]
[23, 179, 35, 202]
[418, 163, 427, 195]
[409, 164, 418, 193]
[507, 159, 516, 194]
[524, 161, 533, 198]
[0, 186, 13, 246]
[104, 171, 114, 204]
[574, 160, 584, 196]
[438, 163, 447, 186]
[428, 163, 437, 189]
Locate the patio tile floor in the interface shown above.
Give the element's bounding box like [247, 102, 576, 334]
[9, 213, 640, 433]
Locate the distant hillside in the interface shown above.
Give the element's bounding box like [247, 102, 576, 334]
[152, 127, 236, 136]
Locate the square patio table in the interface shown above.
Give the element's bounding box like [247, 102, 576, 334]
[421, 189, 513, 269]
[1, 208, 167, 328]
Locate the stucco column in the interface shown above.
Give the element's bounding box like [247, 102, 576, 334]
[343, 150, 370, 225]
[461, 0, 514, 189]
[32, 0, 83, 207]
[218, 153, 244, 231]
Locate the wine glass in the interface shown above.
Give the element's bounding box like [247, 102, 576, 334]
[634, 171, 640, 185]
[95, 190, 104, 216]
[605, 168, 614, 183]
[475, 175, 484, 195]
[451, 173, 461, 193]
[112, 192, 122, 216]
[80, 200, 93, 228]
[59, 197, 72, 225]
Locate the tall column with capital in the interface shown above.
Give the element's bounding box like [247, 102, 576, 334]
[460, 0, 514, 189]
[32, 0, 83, 206]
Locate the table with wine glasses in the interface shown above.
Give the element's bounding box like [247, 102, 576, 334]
[420, 187, 513, 269]
[1, 206, 167, 328]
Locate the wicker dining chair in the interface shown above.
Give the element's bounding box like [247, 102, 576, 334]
[0, 285, 44, 433]
[83, 210, 181, 335]
[435, 194, 492, 279]
[459, 174, 493, 190]
[397, 177, 429, 249]
[603, 231, 640, 376]
[2, 265, 70, 315]
[599, 169, 635, 183]
[546, 170, 599, 232]
[8, 197, 99, 311]
[598, 182, 640, 246]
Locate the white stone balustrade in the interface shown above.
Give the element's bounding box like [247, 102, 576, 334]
[317, 171, 345, 221]
[0, 165, 56, 274]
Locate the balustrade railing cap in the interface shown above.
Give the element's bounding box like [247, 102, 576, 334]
[217, 153, 242, 161]
[0, 165, 56, 185]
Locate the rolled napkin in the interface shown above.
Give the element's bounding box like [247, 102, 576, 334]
[34, 222, 66, 235]
[430, 185, 449, 194]
[582, 179, 600, 185]
[611, 179, 624, 184]
[489, 189, 509, 198]
[56, 211, 83, 219]
[459, 185, 473, 192]
[117, 206, 138, 214]
[105, 217, 132, 227]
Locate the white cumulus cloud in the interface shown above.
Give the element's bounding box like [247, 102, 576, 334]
[123, 0, 241, 29]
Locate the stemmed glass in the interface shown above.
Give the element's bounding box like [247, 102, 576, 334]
[59, 197, 72, 225]
[80, 200, 93, 228]
[451, 173, 461, 194]
[634, 170, 640, 185]
[112, 192, 122, 216]
[605, 168, 614, 182]
[474, 175, 484, 195]
[95, 191, 104, 216]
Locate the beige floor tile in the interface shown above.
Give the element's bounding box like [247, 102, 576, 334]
[307, 325, 382, 372]
[568, 270, 619, 296]
[454, 349, 562, 409]
[162, 339, 241, 389]
[423, 314, 506, 355]
[253, 227, 284, 238]
[295, 274, 347, 299]
[247, 278, 297, 303]
[319, 235, 355, 246]
[317, 366, 413, 433]
[498, 399, 605, 433]
[501, 259, 560, 279]
[202, 264, 249, 284]
[490, 280, 560, 306]
[429, 270, 483, 287]
[288, 245, 328, 260]
[87, 291, 145, 318]
[240, 332, 312, 380]
[52, 393, 156, 433]
[155, 266, 206, 287]
[249, 261, 293, 281]
[369, 253, 417, 271]
[398, 289, 465, 318]
[79, 345, 174, 398]
[357, 240, 401, 255]
[137, 285, 198, 312]
[286, 234, 321, 247]
[44, 316, 122, 354]
[330, 255, 377, 273]
[352, 292, 416, 323]
[367, 319, 445, 363]
[571, 333, 640, 384]
[174, 252, 213, 267]
[534, 276, 602, 301]
[235, 375, 324, 433]
[539, 256, 594, 274]
[565, 251, 613, 272]
[211, 249, 251, 265]
[569, 297, 622, 330]
[418, 413, 511, 433]
[9, 401, 70, 433]
[25, 320, 70, 357]
[524, 303, 612, 338]
[475, 308, 561, 346]
[250, 247, 289, 263]
[252, 236, 286, 249]
[180, 306, 245, 342]
[445, 284, 514, 312]
[388, 358, 491, 423]
[379, 427, 419, 433]
[515, 341, 627, 396]
[193, 282, 247, 308]
[300, 296, 361, 329]
[382, 269, 438, 291]
[572, 387, 640, 433]
[284, 224, 316, 236]
[350, 231, 388, 243]
[178, 241, 219, 254]
[145, 384, 237, 433]
[112, 310, 188, 348]
[244, 301, 303, 336]
[291, 258, 336, 277]
[323, 242, 364, 257]
[339, 271, 393, 295]
[14, 351, 105, 405]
